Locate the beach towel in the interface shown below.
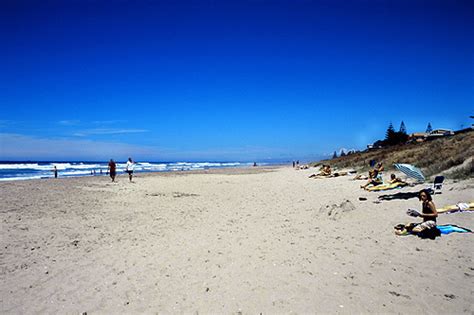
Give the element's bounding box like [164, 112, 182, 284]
[437, 202, 474, 214]
[394, 223, 471, 238]
[367, 182, 406, 191]
[437, 225, 472, 234]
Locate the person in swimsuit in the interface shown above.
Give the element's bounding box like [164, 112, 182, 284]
[411, 189, 438, 233]
[108, 159, 116, 182]
[360, 169, 382, 189]
[309, 164, 331, 178]
[388, 174, 407, 185]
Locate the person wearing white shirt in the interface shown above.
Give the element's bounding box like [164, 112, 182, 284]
[126, 157, 135, 182]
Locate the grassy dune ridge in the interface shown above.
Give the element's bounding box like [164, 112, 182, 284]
[313, 130, 474, 180]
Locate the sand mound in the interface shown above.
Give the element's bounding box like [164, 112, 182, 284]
[319, 199, 355, 220]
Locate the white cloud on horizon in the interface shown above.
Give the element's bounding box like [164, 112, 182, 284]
[92, 120, 127, 125]
[73, 128, 149, 136]
[58, 120, 81, 126]
[0, 133, 163, 161]
[0, 133, 302, 161]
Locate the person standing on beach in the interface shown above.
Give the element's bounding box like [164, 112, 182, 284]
[108, 159, 117, 182]
[126, 157, 135, 182]
[53, 166, 58, 178]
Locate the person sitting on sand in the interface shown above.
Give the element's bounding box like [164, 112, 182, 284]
[375, 162, 384, 174]
[309, 165, 332, 178]
[360, 169, 382, 189]
[408, 189, 438, 233]
[395, 189, 439, 237]
[320, 165, 332, 176]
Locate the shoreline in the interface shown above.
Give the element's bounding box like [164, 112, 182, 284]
[0, 163, 286, 182]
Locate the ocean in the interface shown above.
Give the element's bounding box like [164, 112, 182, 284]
[0, 161, 259, 181]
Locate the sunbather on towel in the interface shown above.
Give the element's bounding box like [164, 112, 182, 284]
[437, 202, 474, 213]
[388, 174, 408, 186]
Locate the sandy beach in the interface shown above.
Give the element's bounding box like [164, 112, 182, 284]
[1, 166, 473, 314]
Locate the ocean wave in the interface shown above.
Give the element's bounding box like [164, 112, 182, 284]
[0, 161, 258, 181]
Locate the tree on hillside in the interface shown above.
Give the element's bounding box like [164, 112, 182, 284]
[385, 122, 397, 145]
[398, 121, 409, 143]
[426, 122, 433, 133]
[332, 151, 338, 159]
[340, 149, 346, 157]
[384, 122, 408, 146]
[399, 121, 407, 134]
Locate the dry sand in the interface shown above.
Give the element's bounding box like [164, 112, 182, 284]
[1, 166, 473, 314]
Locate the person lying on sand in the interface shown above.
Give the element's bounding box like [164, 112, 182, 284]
[388, 174, 408, 185]
[437, 202, 474, 213]
[353, 174, 369, 180]
[360, 169, 382, 189]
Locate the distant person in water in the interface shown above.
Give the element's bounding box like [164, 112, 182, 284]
[53, 166, 58, 178]
[253, 162, 257, 167]
[108, 159, 116, 182]
[126, 157, 135, 182]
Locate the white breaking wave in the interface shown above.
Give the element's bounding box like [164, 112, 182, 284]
[0, 161, 258, 181]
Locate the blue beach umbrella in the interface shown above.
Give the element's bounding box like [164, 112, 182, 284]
[394, 163, 425, 183]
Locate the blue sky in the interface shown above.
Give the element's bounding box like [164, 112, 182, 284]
[1, 0, 473, 162]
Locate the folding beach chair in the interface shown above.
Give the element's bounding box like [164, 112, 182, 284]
[433, 176, 445, 194]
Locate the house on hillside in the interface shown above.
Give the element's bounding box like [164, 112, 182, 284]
[427, 128, 454, 140]
[408, 132, 428, 143]
[367, 140, 384, 150]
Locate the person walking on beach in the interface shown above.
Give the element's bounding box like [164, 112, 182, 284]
[108, 159, 117, 182]
[126, 157, 135, 182]
[53, 166, 58, 178]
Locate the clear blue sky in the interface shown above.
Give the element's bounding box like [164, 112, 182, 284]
[1, 0, 473, 162]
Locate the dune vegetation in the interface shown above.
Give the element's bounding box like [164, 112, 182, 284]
[314, 130, 474, 180]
